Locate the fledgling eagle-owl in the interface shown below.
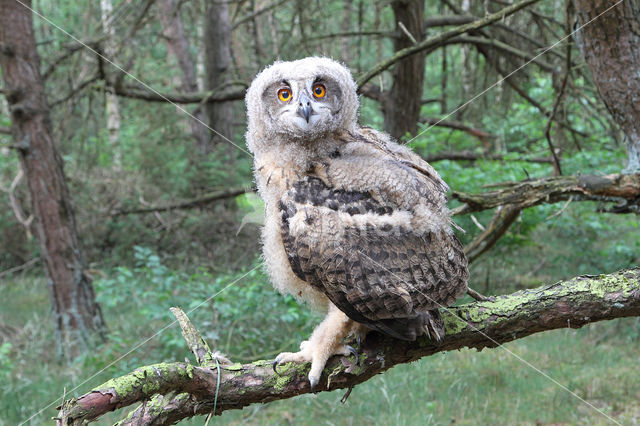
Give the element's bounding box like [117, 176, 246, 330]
[245, 57, 469, 390]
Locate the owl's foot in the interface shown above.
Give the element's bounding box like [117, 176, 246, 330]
[273, 341, 357, 391]
[272, 304, 358, 392]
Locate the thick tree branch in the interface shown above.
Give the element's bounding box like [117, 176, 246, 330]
[58, 268, 640, 424]
[452, 173, 640, 215]
[356, 0, 542, 88]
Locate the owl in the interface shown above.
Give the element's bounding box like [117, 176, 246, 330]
[245, 57, 468, 391]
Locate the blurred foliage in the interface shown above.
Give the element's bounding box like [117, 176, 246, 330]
[93, 246, 315, 366]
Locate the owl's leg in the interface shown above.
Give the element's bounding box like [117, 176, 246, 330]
[273, 303, 358, 391]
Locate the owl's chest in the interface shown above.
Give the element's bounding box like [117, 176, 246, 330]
[261, 193, 329, 310]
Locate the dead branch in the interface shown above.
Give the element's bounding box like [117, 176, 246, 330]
[424, 150, 553, 164]
[111, 84, 246, 104]
[419, 118, 494, 143]
[0, 257, 40, 280]
[110, 187, 252, 216]
[308, 30, 395, 42]
[356, 0, 542, 88]
[0, 167, 34, 238]
[452, 173, 640, 215]
[57, 268, 640, 424]
[464, 204, 523, 264]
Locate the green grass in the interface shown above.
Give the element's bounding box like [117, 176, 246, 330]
[0, 270, 638, 425]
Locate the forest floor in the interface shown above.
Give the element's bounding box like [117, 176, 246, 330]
[1, 270, 638, 425]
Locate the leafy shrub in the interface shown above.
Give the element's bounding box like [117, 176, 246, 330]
[94, 246, 316, 373]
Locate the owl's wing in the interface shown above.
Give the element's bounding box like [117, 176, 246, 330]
[349, 126, 450, 194]
[279, 175, 468, 341]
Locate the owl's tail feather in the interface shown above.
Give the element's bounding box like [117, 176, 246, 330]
[363, 310, 445, 341]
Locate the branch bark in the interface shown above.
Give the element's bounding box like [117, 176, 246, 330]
[573, 0, 640, 173]
[58, 268, 640, 424]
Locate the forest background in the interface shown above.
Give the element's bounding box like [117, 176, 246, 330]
[0, 0, 639, 424]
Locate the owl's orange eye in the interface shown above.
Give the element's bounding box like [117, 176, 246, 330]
[277, 88, 292, 102]
[312, 83, 326, 98]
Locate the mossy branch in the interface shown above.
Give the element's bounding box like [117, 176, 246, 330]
[57, 268, 640, 425]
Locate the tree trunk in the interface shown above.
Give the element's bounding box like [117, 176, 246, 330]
[458, 0, 473, 120]
[573, 0, 640, 173]
[99, 0, 122, 169]
[383, 0, 426, 139]
[158, 0, 211, 155]
[0, 0, 106, 359]
[341, 0, 353, 61]
[204, 0, 234, 151]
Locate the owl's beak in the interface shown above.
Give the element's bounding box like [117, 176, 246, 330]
[297, 94, 312, 123]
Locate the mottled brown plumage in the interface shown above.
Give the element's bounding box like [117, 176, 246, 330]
[279, 130, 468, 341]
[245, 58, 468, 389]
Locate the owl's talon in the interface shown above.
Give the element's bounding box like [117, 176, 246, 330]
[345, 345, 359, 364]
[309, 375, 318, 393]
[272, 358, 282, 375]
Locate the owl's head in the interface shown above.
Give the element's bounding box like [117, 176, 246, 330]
[246, 57, 358, 145]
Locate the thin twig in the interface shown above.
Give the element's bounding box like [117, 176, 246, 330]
[0, 257, 40, 279]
